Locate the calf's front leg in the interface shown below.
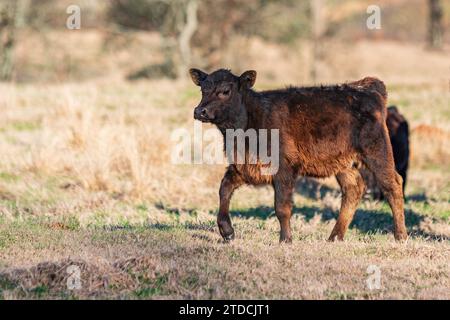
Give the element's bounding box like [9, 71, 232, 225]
[218, 168, 243, 241]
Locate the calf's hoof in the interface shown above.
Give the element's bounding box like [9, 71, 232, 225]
[394, 231, 408, 242]
[218, 222, 235, 242]
[222, 232, 235, 242]
[327, 233, 344, 242]
[279, 233, 292, 244]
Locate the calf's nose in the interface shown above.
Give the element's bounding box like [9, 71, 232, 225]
[194, 107, 209, 120]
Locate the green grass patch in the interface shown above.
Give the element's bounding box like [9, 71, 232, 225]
[0, 277, 19, 300]
[0, 172, 19, 182]
[10, 120, 41, 132]
[133, 274, 169, 298]
[31, 285, 49, 298]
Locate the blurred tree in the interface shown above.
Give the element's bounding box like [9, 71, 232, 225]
[193, 0, 260, 68]
[177, 0, 198, 77]
[310, 0, 326, 82]
[109, 0, 199, 79]
[0, 0, 28, 81]
[194, 0, 310, 69]
[0, 1, 18, 81]
[108, 0, 171, 30]
[428, 0, 443, 49]
[108, 0, 311, 77]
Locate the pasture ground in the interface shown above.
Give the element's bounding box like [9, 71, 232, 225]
[0, 38, 449, 299]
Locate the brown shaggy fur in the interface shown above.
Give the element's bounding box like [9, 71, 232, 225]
[190, 68, 408, 242]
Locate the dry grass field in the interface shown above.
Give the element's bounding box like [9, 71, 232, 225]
[0, 32, 449, 299]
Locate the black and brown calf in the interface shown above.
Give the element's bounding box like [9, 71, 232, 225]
[361, 106, 410, 200]
[190, 68, 408, 242]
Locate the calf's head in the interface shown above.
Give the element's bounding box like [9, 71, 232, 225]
[387, 106, 406, 137]
[189, 68, 256, 128]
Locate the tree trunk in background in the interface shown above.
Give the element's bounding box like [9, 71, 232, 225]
[0, 0, 27, 81]
[310, 0, 326, 83]
[0, 1, 17, 81]
[177, 0, 198, 79]
[428, 0, 443, 49]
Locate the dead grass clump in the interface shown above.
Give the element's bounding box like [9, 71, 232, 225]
[113, 255, 164, 282]
[0, 258, 135, 298]
[418, 217, 450, 239]
[0, 255, 172, 299]
[0, 186, 15, 201]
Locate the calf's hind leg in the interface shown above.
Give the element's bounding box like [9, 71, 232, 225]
[362, 124, 408, 241]
[328, 168, 366, 241]
[273, 175, 295, 243]
[364, 157, 407, 241]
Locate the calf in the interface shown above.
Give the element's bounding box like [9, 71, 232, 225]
[190, 68, 407, 242]
[361, 106, 410, 199]
[386, 106, 410, 194]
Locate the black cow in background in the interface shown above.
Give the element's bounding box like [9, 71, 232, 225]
[362, 106, 410, 200]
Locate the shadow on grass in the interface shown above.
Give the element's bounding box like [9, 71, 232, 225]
[230, 205, 449, 241]
[103, 186, 446, 241]
[295, 177, 337, 200]
[104, 221, 217, 233]
[289, 178, 448, 240]
[405, 192, 428, 202]
[295, 177, 431, 204]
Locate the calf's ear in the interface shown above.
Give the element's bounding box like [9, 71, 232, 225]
[189, 68, 208, 86]
[239, 70, 257, 89]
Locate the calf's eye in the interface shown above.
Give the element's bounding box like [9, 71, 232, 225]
[218, 90, 230, 99]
